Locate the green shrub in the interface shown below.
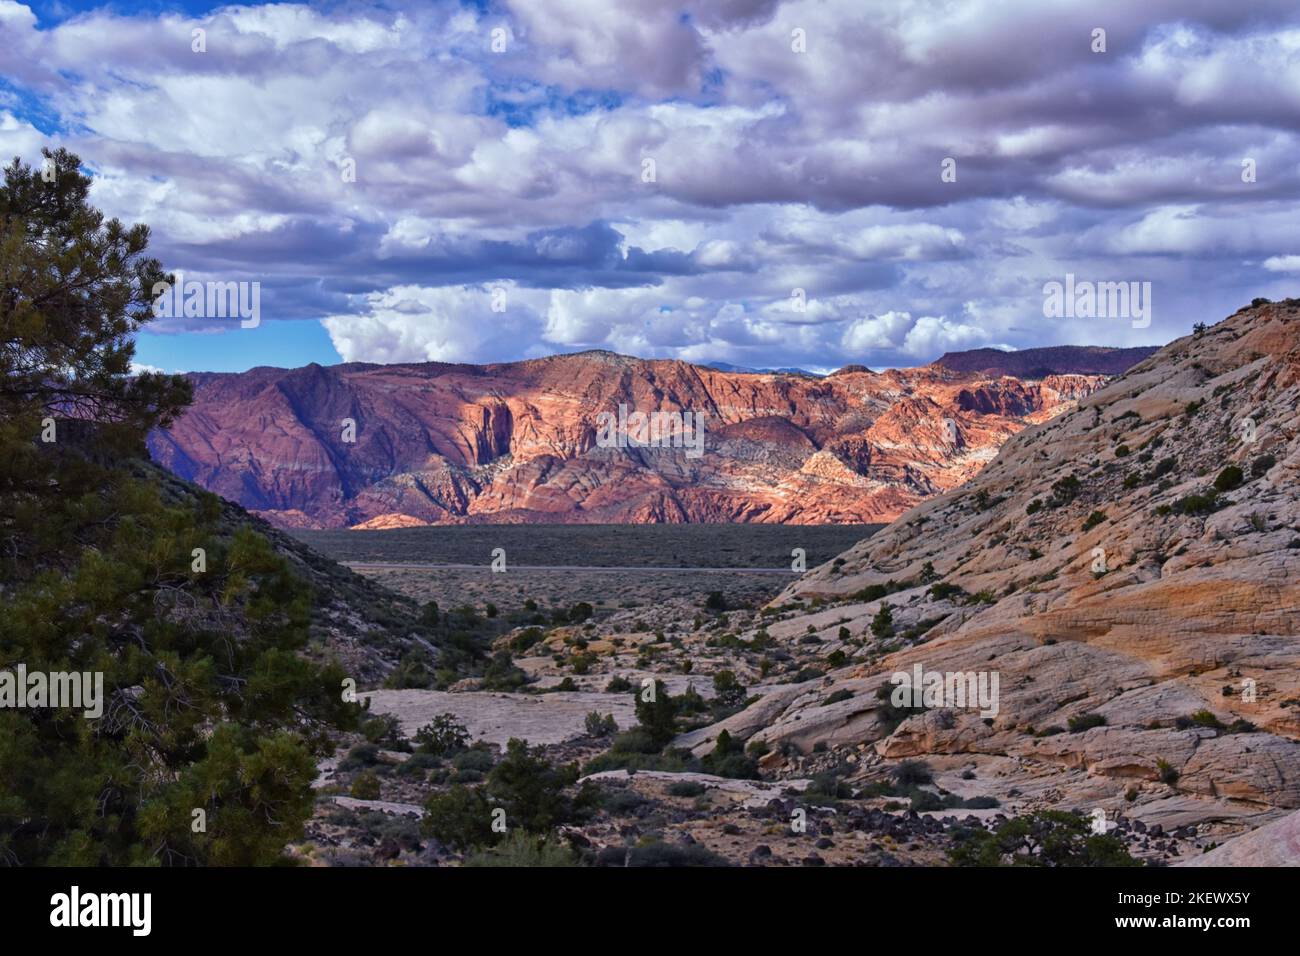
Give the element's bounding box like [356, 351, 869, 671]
[361, 713, 407, 749]
[667, 781, 706, 798]
[596, 786, 647, 815]
[712, 670, 747, 708]
[893, 760, 933, 786]
[422, 784, 496, 851]
[396, 752, 442, 777]
[451, 746, 495, 774]
[339, 743, 381, 771]
[510, 627, 544, 653]
[609, 727, 663, 755]
[634, 680, 679, 748]
[419, 601, 440, 626]
[1172, 491, 1219, 515]
[481, 649, 528, 690]
[415, 714, 471, 756]
[851, 583, 892, 602]
[464, 831, 580, 867]
[1081, 510, 1106, 532]
[1213, 465, 1244, 492]
[593, 841, 728, 867]
[1176, 709, 1225, 731]
[948, 810, 1140, 867]
[805, 770, 854, 804]
[871, 603, 894, 638]
[582, 746, 697, 776]
[1068, 712, 1106, 733]
[876, 682, 926, 732]
[1048, 475, 1081, 507]
[350, 772, 381, 800]
[386, 647, 438, 689]
[485, 738, 596, 833]
[928, 581, 964, 601]
[584, 711, 618, 737]
[700, 729, 759, 779]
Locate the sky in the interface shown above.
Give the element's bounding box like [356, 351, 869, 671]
[2, 0, 1299, 374]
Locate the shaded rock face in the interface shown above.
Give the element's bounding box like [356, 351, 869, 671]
[144, 461, 430, 683]
[148, 350, 1119, 529]
[934, 345, 1159, 379]
[1178, 807, 1300, 866]
[691, 300, 1300, 832]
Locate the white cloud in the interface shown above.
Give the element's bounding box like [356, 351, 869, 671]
[504, 0, 708, 96]
[902, 315, 986, 357]
[1262, 255, 1300, 272]
[4, 0, 1299, 371]
[841, 311, 916, 352]
[322, 284, 550, 364]
[0, 110, 43, 161]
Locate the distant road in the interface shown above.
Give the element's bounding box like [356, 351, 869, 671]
[345, 561, 798, 574]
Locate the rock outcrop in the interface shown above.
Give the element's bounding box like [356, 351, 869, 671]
[148, 349, 1127, 529]
[934, 345, 1158, 379]
[681, 299, 1300, 840]
[1178, 807, 1300, 866]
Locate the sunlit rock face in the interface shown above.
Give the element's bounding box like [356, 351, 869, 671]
[149, 349, 1121, 529]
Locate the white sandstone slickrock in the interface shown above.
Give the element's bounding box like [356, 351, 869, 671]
[678, 300, 1300, 853]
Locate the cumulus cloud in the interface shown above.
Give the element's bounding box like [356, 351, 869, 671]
[841, 311, 915, 352]
[0, 109, 43, 159]
[322, 284, 550, 364]
[2, 0, 1299, 371]
[1263, 255, 1300, 273]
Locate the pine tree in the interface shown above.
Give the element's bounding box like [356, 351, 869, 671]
[634, 679, 678, 748]
[871, 602, 894, 639]
[0, 149, 354, 866]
